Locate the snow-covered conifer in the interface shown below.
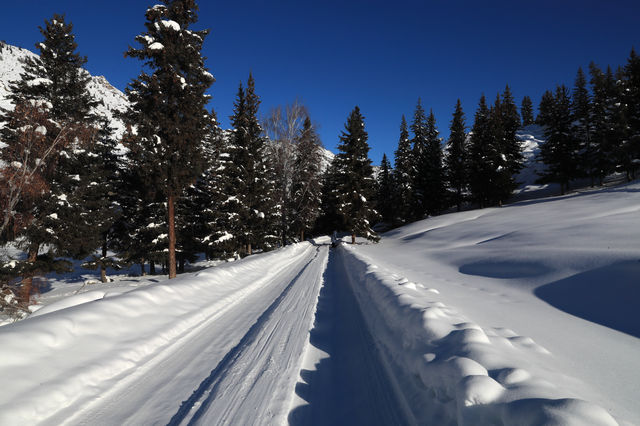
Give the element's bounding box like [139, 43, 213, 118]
[333, 106, 378, 243]
[125, 0, 214, 277]
[290, 117, 323, 242]
[445, 99, 467, 211]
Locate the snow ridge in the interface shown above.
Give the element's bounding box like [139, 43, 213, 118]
[339, 244, 617, 426]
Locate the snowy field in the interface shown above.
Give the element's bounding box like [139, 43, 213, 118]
[0, 182, 639, 425]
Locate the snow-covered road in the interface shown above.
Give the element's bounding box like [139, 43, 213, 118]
[0, 183, 638, 425]
[0, 242, 333, 425]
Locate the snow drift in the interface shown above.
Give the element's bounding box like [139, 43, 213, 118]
[339, 244, 617, 425]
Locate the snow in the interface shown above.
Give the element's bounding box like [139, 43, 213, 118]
[148, 42, 164, 51]
[353, 180, 640, 425]
[0, 43, 129, 142]
[160, 20, 181, 31]
[0, 242, 326, 424]
[0, 122, 637, 424]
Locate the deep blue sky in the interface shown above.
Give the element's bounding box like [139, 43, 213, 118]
[2, 1, 639, 165]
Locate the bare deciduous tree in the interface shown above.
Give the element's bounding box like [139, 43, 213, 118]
[262, 101, 309, 245]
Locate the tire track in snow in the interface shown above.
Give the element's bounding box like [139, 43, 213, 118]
[52, 243, 319, 426]
[168, 244, 328, 426]
[288, 248, 412, 425]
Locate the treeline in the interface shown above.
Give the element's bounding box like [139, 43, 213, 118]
[1, 0, 639, 315]
[370, 49, 640, 226]
[370, 86, 524, 227]
[0, 1, 329, 311]
[537, 54, 640, 193]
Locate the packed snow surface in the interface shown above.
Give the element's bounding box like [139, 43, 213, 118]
[0, 183, 638, 425]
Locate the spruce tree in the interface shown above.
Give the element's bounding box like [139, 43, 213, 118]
[501, 85, 524, 176]
[375, 154, 395, 224]
[613, 64, 635, 181]
[445, 99, 467, 211]
[521, 95, 535, 126]
[421, 110, 446, 215]
[222, 76, 274, 255]
[334, 106, 378, 243]
[467, 95, 492, 207]
[410, 99, 428, 217]
[467, 95, 508, 207]
[623, 48, 640, 180]
[75, 118, 123, 282]
[589, 63, 619, 182]
[189, 112, 232, 259]
[572, 67, 595, 185]
[0, 14, 97, 298]
[125, 0, 213, 277]
[290, 117, 323, 242]
[537, 90, 555, 126]
[488, 93, 513, 204]
[537, 85, 580, 194]
[314, 160, 343, 235]
[393, 115, 413, 223]
[117, 127, 168, 275]
[7, 14, 97, 123]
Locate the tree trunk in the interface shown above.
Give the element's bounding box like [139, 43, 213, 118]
[168, 192, 177, 279]
[140, 261, 146, 276]
[150, 260, 156, 275]
[300, 229, 304, 242]
[351, 233, 356, 244]
[100, 240, 108, 283]
[20, 243, 39, 303]
[247, 243, 252, 256]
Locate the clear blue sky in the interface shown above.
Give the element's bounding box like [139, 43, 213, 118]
[2, 1, 639, 165]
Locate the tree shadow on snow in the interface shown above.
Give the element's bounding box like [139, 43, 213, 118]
[288, 249, 407, 426]
[459, 260, 552, 279]
[535, 260, 640, 338]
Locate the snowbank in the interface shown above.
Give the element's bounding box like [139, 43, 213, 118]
[0, 243, 315, 424]
[339, 244, 617, 425]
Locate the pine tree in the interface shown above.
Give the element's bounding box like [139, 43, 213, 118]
[537, 85, 580, 194]
[375, 154, 395, 224]
[7, 14, 97, 123]
[393, 115, 413, 223]
[572, 67, 595, 185]
[125, 0, 213, 278]
[623, 47, 640, 180]
[613, 64, 635, 181]
[410, 99, 428, 217]
[421, 110, 446, 215]
[0, 14, 97, 299]
[521, 95, 535, 126]
[488, 93, 513, 204]
[589, 63, 619, 183]
[314, 160, 343, 235]
[290, 117, 323, 241]
[467, 95, 509, 207]
[537, 90, 555, 126]
[445, 99, 467, 211]
[75, 118, 123, 282]
[117, 127, 167, 275]
[189, 112, 232, 259]
[222, 76, 274, 255]
[501, 85, 524, 176]
[334, 106, 378, 243]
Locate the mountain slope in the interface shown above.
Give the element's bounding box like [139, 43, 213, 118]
[0, 41, 129, 138]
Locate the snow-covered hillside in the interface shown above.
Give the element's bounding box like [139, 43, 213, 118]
[0, 181, 638, 424]
[0, 42, 336, 163]
[0, 42, 129, 139]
